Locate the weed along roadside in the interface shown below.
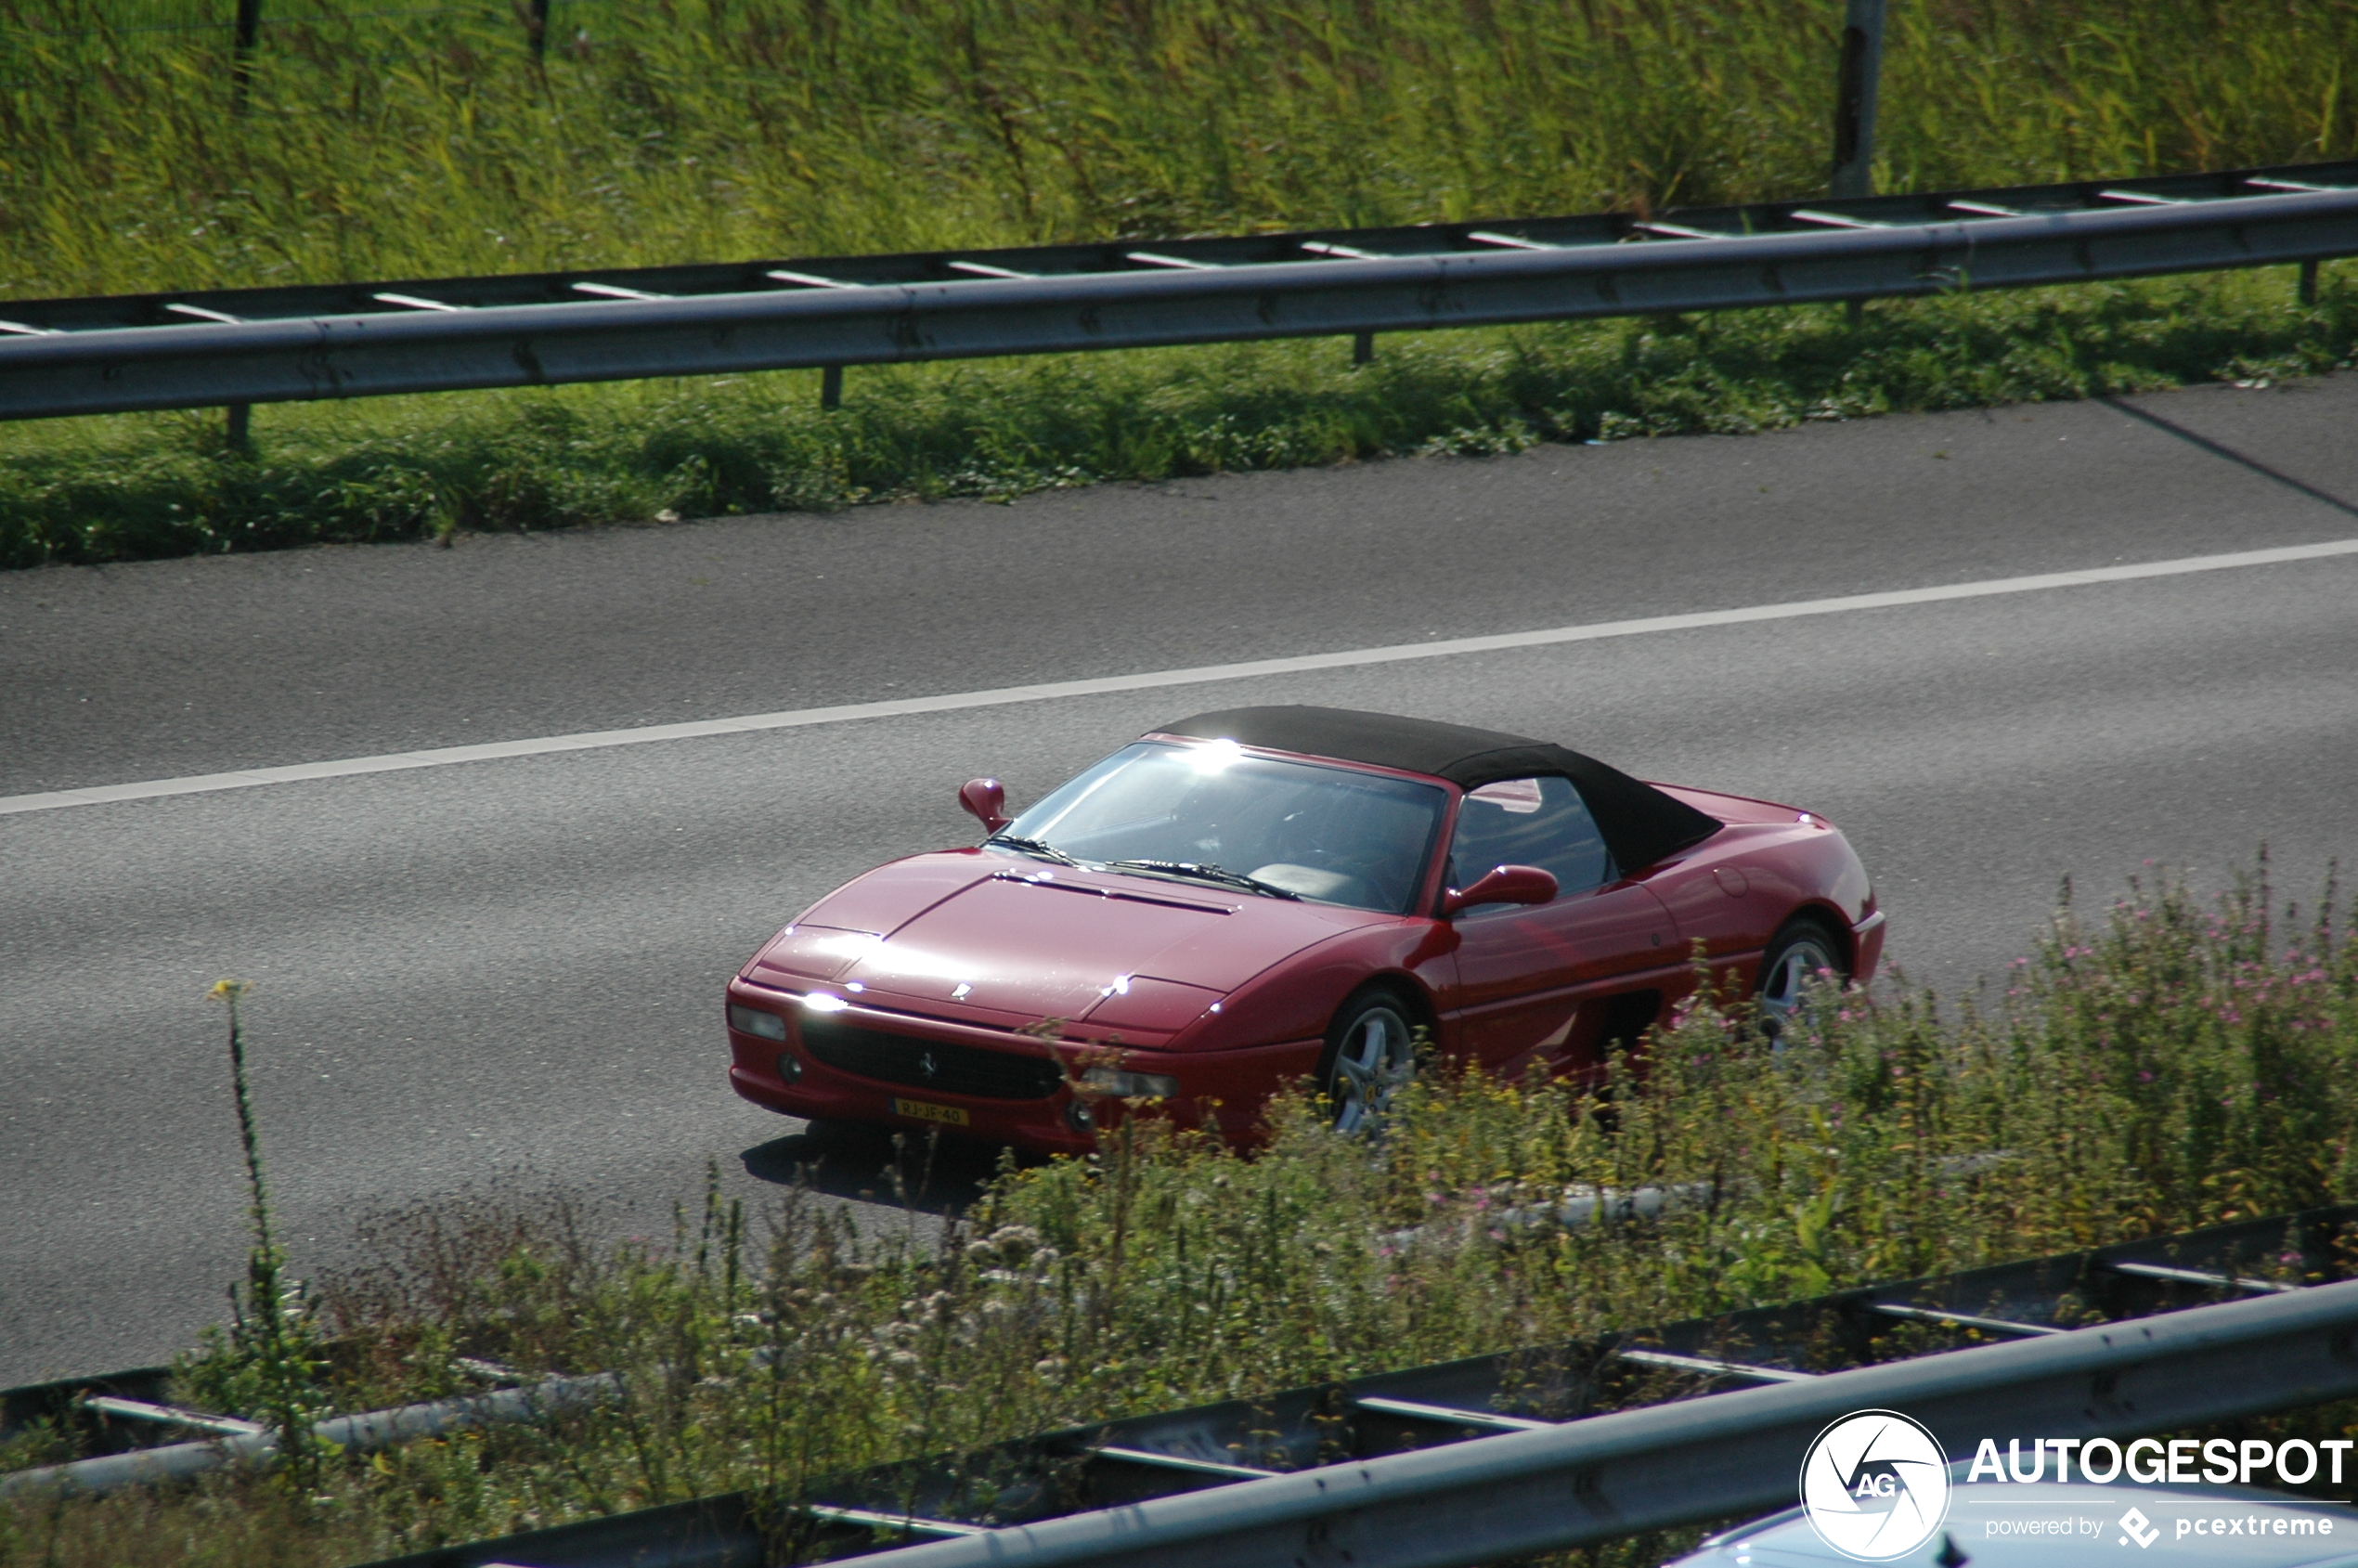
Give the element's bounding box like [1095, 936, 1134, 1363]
[204, 979, 332, 1495]
[24, 0, 2358, 297]
[4, 862, 2358, 1565]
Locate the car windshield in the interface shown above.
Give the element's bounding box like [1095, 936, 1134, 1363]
[997, 741, 1447, 914]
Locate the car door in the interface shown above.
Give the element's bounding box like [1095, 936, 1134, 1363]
[1440, 776, 1678, 1080]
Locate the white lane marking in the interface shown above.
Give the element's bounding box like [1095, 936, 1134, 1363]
[7, 537, 2354, 819]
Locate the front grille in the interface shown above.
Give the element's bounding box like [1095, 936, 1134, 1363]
[798, 1015, 1066, 1101]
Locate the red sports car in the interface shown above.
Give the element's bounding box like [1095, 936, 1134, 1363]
[725, 706, 1883, 1152]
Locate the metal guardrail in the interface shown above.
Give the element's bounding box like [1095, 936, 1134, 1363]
[12, 159, 2347, 336]
[0, 1369, 619, 1500]
[0, 159, 2351, 423]
[875, 1280, 2358, 1568]
[305, 1204, 2358, 1568]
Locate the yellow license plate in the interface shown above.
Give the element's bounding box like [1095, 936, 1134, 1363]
[892, 1096, 969, 1127]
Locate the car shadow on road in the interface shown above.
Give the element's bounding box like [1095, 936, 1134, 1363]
[738, 1122, 1018, 1218]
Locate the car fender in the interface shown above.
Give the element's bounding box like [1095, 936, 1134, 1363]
[1644, 823, 1871, 956]
[1168, 919, 1453, 1053]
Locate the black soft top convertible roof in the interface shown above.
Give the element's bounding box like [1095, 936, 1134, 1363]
[1158, 705, 1722, 875]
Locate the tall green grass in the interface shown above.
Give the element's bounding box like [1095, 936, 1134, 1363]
[7, 0, 2358, 295]
[5, 863, 2356, 1566]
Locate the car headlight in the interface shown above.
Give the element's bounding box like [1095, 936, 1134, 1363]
[730, 1004, 788, 1042]
[1080, 1067, 1181, 1099]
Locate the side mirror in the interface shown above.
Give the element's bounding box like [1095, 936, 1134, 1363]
[1440, 863, 1559, 917]
[959, 777, 1010, 834]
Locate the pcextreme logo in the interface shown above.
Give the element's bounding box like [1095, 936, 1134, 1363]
[1799, 1409, 1955, 1561]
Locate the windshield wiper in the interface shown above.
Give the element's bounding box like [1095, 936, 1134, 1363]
[986, 833, 1079, 866]
[1101, 859, 1302, 900]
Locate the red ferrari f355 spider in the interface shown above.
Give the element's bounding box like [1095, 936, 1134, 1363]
[725, 706, 1883, 1152]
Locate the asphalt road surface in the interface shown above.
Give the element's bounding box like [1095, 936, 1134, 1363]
[6, 375, 2357, 1388]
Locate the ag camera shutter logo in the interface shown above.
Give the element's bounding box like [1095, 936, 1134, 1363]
[1799, 1409, 1953, 1561]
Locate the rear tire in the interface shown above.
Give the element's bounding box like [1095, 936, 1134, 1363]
[1756, 916, 1848, 1039]
[1317, 989, 1420, 1133]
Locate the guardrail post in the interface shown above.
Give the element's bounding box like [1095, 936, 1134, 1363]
[231, 0, 262, 110]
[820, 365, 843, 410]
[226, 403, 251, 453]
[1829, 0, 1886, 201]
[1352, 330, 1375, 366]
[2300, 258, 2321, 305]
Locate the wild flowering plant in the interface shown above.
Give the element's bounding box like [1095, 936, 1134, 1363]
[1963, 862, 2358, 1234]
[171, 980, 334, 1494]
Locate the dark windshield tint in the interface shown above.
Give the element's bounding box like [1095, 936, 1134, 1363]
[1002, 742, 1446, 914]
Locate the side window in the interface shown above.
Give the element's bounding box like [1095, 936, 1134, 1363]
[1447, 776, 1613, 901]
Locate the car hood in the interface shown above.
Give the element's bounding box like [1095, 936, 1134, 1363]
[753, 851, 1381, 1030]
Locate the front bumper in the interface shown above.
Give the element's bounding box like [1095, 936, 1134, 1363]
[724, 981, 1321, 1155]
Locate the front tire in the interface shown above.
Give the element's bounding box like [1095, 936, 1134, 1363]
[1756, 916, 1848, 1039]
[1318, 989, 1420, 1133]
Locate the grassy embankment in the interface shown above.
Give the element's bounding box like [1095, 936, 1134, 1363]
[5, 0, 2358, 565]
[4, 864, 2357, 1567]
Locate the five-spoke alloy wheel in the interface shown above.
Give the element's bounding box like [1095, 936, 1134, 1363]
[1756, 917, 1848, 1039]
[1320, 990, 1419, 1133]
